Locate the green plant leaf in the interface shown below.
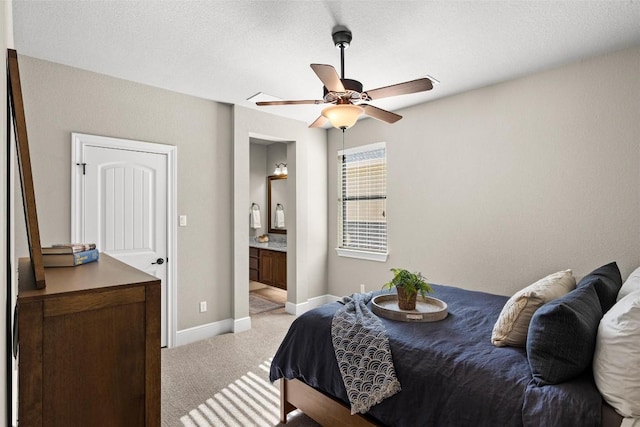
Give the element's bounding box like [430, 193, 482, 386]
[382, 268, 433, 296]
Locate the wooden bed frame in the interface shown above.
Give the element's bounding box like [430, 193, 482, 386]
[279, 378, 624, 427]
[280, 378, 378, 426]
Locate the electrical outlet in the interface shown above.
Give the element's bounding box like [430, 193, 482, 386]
[199, 301, 207, 313]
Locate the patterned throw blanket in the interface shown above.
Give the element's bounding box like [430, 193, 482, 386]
[331, 293, 401, 414]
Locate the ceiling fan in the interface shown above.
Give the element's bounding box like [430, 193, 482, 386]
[255, 26, 434, 129]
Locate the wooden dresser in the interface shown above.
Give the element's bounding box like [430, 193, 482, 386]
[17, 254, 161, 427]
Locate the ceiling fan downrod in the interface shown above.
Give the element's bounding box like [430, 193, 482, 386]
[332, 26, 352, 80]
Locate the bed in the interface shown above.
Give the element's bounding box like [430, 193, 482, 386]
[270, 280, 627, 427]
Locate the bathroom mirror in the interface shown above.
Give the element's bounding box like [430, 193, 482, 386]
[268, 175, 287, 234]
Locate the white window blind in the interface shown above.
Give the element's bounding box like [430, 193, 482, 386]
[337, 142, 387, 259]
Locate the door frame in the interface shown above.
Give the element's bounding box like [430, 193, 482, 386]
[70, 132, 178, 348]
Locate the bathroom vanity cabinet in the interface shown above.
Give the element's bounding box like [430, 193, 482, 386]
[249, 247, 260, 281]
[259, 249, 287, 290]
[249, 247, 287, 290]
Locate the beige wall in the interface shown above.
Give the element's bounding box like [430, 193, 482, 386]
[328, 45, 640, 297]
[16, 55, 233, 331]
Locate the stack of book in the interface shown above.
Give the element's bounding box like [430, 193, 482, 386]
[42, 243, 99, 267]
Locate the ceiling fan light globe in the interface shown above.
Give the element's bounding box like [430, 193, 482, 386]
[322, 104, 363, 129]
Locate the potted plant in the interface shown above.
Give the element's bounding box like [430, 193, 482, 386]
[383, 268, 434, 311]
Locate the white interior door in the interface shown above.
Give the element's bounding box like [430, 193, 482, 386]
[72, 135, 175, 347]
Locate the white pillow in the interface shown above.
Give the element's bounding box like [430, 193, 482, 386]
[491, 269, 575, 347]
[618, 266, 640, 302]
[593, 290, 640, 418]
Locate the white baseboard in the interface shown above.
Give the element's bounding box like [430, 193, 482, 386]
[284, 301, 305, 315]
[312, 294, 341, 307]
[233, 316, 252, 333]
[175, 318, 234, 347]
[325, 294, 342, 304]
[285, 294, 340, 316]
[175, 295, 341, 346]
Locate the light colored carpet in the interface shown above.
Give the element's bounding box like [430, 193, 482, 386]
[249, 293, 285, 315]
[161, 308, 320, 427]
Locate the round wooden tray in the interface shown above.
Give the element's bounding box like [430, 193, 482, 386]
[372, 294, 448, 322]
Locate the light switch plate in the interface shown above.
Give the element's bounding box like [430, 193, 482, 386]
[179, 215, 187, 226]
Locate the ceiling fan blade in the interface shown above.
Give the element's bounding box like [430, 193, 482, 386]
[364, 78, 433, 100]
[310, 64, 346, 93]
[256, 99, 325, 106]
[362, 104, 402, 124]
[309, 115, 328, 128]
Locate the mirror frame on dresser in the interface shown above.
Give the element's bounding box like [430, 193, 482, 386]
[8, 48, 46, 288]
[267, 174, 287, 235]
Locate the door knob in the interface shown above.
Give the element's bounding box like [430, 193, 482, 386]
[152, 258, 164, 265]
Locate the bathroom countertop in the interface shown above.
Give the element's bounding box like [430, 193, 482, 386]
[249, 241, 287, 252]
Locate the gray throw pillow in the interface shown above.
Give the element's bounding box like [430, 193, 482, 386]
[577, 262, 622, 314]
[527, 281, 602, 385]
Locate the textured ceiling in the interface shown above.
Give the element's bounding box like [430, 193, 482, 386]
[12, 1, 640, 127]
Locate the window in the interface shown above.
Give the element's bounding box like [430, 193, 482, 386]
[336, 142, 388, 262]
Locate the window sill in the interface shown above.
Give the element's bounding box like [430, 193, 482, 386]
[335, 248, 388, 262]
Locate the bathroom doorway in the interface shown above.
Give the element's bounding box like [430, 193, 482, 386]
[249, 138, 290, 316]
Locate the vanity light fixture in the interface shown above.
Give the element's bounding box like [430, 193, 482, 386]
[274, 163, 288, 176]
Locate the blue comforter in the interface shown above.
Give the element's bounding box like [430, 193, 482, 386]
[270, 284, 603, 426]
